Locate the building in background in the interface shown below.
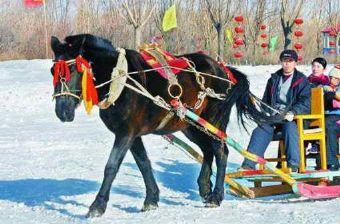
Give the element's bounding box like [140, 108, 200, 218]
[322, 23, 340, 55]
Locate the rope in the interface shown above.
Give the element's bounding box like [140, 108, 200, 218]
[125, 74, 171, 111]
[95, 63, 282, 115]
[95, 65, 234, 89]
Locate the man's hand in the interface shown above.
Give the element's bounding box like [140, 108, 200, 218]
[324, 86, 333, 92]
[284, 111, 294, 122]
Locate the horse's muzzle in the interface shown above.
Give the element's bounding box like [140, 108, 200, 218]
[55, 98, 77, 122]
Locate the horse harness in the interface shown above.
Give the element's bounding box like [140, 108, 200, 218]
[51, 48, 233, 118]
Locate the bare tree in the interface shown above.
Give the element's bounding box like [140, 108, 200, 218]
[243, 0, 267, 62]
[279, 0, 305, 49]
[119, 0, 155, 49]
[202, 0, 239, 60]
[306, 0, 327, 56]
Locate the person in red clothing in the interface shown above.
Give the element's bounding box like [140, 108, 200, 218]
[306, 57, 329, 155]
[308, 57, 329, 88]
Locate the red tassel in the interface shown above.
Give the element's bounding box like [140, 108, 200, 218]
[53, 60, 71, 86]
[87, 74, 98, 105]
[75, 56, 98, 105]
[76, 56, 91, 72]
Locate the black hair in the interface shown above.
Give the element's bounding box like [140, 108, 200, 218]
[312, 57, 327, 69]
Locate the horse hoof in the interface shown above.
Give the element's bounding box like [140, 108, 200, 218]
[141, 203, 158, 212]
[203, 194, 221, 208]
[205, 202, 219, 208]
[86, 208, 105, 218]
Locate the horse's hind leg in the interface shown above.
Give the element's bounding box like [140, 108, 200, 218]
[129, 137, 159, 211]
[87, 135, 133, 218]
[183, 128, 213, 200]
[198, 150, 214, 201]
[183, 127, 228, 207]
[205, 139, 228, 207]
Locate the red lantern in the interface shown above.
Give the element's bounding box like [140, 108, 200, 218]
[234, 15, 244, 23]
[330, 30, 337, 37]
[234, 38, 244, 46]
[294, 18, 304, 25]
[329, 41, 336, 47]
[294, 42, 303, 50]
[261, 43, 268, 48]
[234, 51, 243, 58]
[294, 30, 303, 37]
[234, 26, 244, 34]
[298, 55, 303, 61]
[260, 24, 267, 30]
[329, 49, 337, 54]
[260, 33, 267, 38]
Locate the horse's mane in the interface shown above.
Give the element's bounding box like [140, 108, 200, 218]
[64, 34, 116, 58]
[64, 34, 149, 86]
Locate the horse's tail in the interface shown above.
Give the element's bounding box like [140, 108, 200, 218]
[212, 67, 282, 130]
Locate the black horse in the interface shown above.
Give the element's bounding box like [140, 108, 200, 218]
[50, 34, 278, 217]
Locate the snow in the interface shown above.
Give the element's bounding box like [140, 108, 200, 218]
[0, 60, 339, 224]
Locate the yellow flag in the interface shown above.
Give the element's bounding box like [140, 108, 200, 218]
[162, 4, 177, 32]
[81, 69, 93, 114]
[225, 28, 233, 44]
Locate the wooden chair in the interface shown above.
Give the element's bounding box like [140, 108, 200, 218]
[260, 88, 327, 173]
[295, 87, 327, 172]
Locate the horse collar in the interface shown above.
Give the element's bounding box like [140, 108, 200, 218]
[97, 48, 128, 109]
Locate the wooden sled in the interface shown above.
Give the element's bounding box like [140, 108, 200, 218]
[168, 97, 340, 200]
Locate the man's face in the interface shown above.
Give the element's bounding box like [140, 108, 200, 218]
[281, 58, 296, 75]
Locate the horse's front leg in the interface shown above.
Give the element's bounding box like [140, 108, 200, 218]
[87, 135, 133, 218]
[130, 137, 159, 211]
[205, 140, 228, 207]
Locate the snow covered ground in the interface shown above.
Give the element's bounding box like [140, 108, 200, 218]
[1, 60, 340, 224]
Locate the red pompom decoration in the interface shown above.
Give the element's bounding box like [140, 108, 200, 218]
[234, 15, 244, 22]
[260, 33, 267, 38]
[234, 38, 244, 46]
[298, 55, 303, 61]
[261, 43, 268, 48]
[234, 51, 243, 58]
[294, 30, 303, 37]
[234, 26, 244, 34]
[294, 42, 303, 50]
[260, 24, 267, 30]
[294, 18, 304, 25]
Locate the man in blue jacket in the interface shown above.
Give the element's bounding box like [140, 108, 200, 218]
[241, 49, 311, 172]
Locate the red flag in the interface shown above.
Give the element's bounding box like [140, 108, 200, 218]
[24, 0, 44, 8]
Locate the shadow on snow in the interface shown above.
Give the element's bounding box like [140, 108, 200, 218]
[0, 178, 98, 219]
[0, 159, 223, 217]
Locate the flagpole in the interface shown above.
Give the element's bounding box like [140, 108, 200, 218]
[43, 0, 48, 58]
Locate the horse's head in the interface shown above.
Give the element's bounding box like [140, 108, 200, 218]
[50, 35, 101, 122]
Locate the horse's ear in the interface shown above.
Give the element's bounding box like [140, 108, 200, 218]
[51, 36, 61, 52]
